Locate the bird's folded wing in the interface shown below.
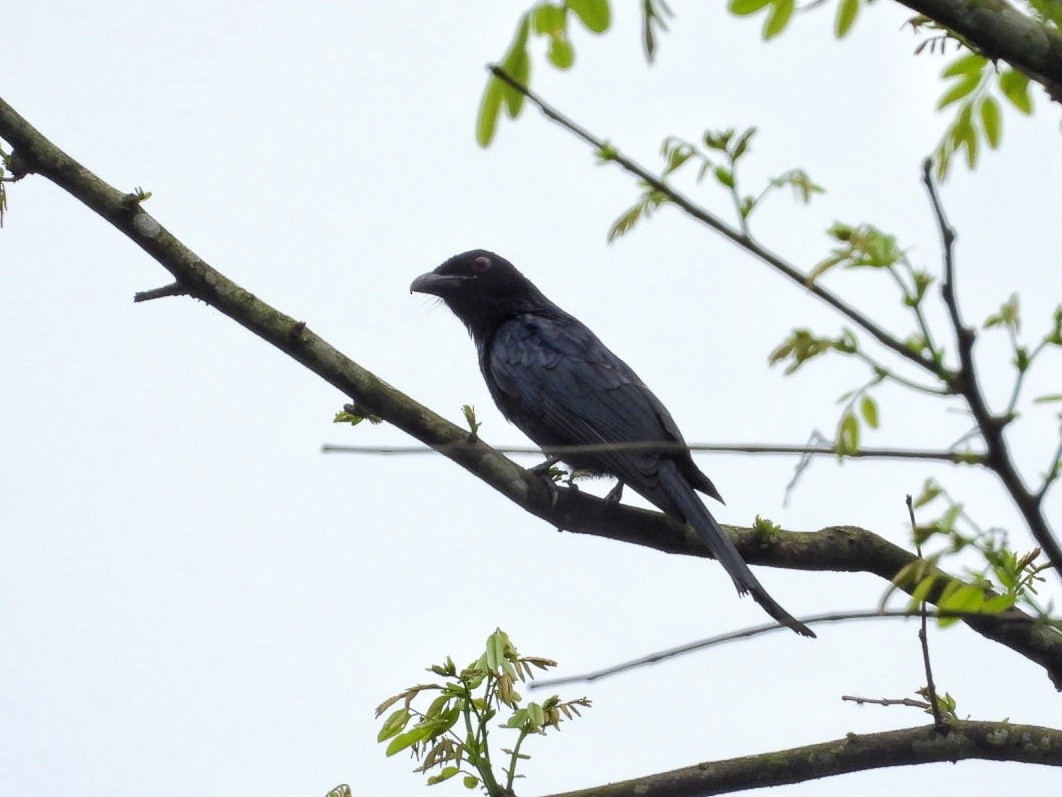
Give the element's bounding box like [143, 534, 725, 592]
[487, 316, 676, 484]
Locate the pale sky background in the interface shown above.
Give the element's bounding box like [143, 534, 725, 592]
[2, 2, 1060, 795]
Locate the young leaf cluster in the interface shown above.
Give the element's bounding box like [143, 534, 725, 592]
[729, 0, 881, 43]
[478, 1, 611, 146]
[728, 0, 796, 41]
[333, 408, 384, 427]
[608, 127, 821, 241]
[640, 0, 673, 61]
[462, 404, 483, 441]
[376, 629, 590, 795]
[915, 685, 959, 722]
[725, 1, 1053, 178]
[982, 296, 1062, 421]
[770, 220, 1061, 475]
[930, 52, 1033, 179]
[890, 480, 1056, 628]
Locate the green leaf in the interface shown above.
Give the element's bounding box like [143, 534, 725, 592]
[385, 723, 437, 756]
[958, 110, 978, 168]
[981, 593, 1016, 613]
[704, 129, 734, 150]
[763, 0, 794, 40]
[731, 127, 756, 159]
[979, 95, 1002, 148]
[911, 574, 937, 605]
[835, 0, 859, 37]
[1014, 345, 1031, 372]
[547, 36, 575, 69]
[485, 628, 510, 672]
[940, 583, 987, 613]
[713, 166, 735, 189]
[827, 222, 854, 241]
[568, 0, 611, 33]
[936, 74, 979, 110]
[475, 78, 504, 147]
[662, 143, 693, 175]
[836, 412, 860, 453]
[729, 0, 773, 14]
[936, 503, 962, 533]
[498, 16, 532, 118]
[427, 766, 461, 785]
[860, 395, 879, 429]
[984, 293, 1020, 330]
[998, 69, 1033, 114]
[912, 478, 942, 508]
[461, 404, 482, 437]
[607, 201, 644, 242]
[532, 4, 566, 35]
[377, 708, 411, 742]
[941, 52, 986, 78]
[463, 775, 479, 789]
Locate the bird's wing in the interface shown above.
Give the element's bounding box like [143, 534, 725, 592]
[486, 314, 674, 485]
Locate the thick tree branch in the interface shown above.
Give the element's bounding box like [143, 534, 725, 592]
[1, 95, 1060, 689]
[897, 0, 1062, 102]
[543, 720, 1062, 797]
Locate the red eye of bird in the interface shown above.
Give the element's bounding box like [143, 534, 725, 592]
[471, 256, 492, 274]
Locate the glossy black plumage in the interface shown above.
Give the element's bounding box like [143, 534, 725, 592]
[411, 250, 813, 637]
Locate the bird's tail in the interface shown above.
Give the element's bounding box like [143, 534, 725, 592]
[657, 460, 815, 638]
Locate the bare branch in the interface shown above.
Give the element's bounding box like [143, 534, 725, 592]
[322, 441, 983, 464]
[531, 609, 1050, 688]
[134, 282, 187, 302]
[842, 694, 931, 710]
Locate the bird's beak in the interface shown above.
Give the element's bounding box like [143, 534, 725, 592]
[410, 272, 466, 296]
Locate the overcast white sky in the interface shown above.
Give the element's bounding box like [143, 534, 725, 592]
[2, 2, 1060, 795]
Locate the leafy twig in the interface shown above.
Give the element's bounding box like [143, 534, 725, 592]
[922, 158, 1062, 580]
[488, 65, 942, 378]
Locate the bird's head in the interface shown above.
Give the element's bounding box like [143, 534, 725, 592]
[411, 250, 547, 336]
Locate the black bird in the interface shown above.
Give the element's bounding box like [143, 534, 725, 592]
[411, 250, 814, 637]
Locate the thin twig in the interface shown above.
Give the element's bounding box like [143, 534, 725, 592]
[489, 65, 943, 379]
[908, 494, 946, 732]
[922, 159, 1062, 580]
[322, 441, 982, 463]
[1040, 435, 1062, 503]
[1004, 339, 1048, 418]
[529, 608, 1041, 689]
[842, 695, 930, 710]
[850, 350, 950, 396]
[134, 282, 187, 302]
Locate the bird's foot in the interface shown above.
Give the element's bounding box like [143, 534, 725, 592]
[528, 456, 562, 509]
[604, 480, 624, 506]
